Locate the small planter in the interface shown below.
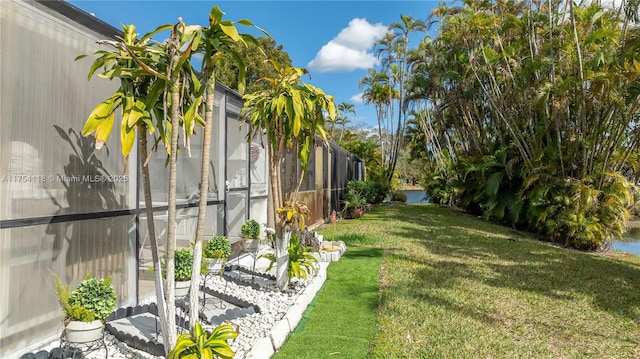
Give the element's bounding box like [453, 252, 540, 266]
[243, 238, 261, 252]
[207, 258, 226, 275]
[175, 280, 191, 298]
[64, 319, 103, 343]
[348, 207, 365, 219]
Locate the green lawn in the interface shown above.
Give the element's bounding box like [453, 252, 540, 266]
[274, 246, 382, 358]
[276, 204, 640, 358]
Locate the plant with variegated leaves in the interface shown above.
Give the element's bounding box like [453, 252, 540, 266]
[241, 62, 335, 289]
[260, 234, 317, 283]
[78, 19, 204, 354]
[168, 322, 238, 359]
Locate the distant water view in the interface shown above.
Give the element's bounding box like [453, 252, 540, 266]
[612, 225, 640, 256]
[403, 189, 429, 204]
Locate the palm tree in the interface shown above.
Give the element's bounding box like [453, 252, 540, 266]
[372, 15, 426, 182]
[360, 69, 395, 168]
[336, 101, 356, 141]
[241, 61, 336, 289]
[80, 21, 201, 353]
[187, 6, 266, 329]
[411, 0, 640, 249]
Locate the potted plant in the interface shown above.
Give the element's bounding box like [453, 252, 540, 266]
[241, 219, 262, 252]
[174, 248, 195, 298]
[55, 274, 116, 343]
[241, 219, 261, 239]
[342, 188, 367, 219]
[149, 248, 207, 297]
[204, 236, 231, 274]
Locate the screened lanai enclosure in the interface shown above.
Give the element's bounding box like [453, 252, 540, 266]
[0, 1, 363, 357]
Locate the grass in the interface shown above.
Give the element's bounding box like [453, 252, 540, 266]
[275, 204, 640, 358]
[273, 246, 382, 358]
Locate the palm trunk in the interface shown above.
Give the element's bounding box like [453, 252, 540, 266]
[271, 135, 289, 289]
[163, 76, 180, 350]
[138, 127, 171, 356]
[188, 76, 215, 328]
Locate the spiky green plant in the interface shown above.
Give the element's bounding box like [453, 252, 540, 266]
[168, 322, 238, 359]
[260, 234, 318, 282]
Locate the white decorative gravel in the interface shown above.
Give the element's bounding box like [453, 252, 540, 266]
[33, 269, 315, 359]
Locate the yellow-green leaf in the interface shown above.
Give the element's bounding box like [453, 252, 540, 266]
[83, 101, 112, 135]
[184, 94, 203, 138]
[83, 95, 118, 136]
[209, 6, 224, 25]
[94, 110, 116, 150]
[121, 118, 136, 158]
[126, 100, 147, 127]
[219, 22, 241, 42]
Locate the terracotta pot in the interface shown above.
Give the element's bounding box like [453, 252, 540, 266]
[348, 208, 365, 219]
[64, 319, 103, 343]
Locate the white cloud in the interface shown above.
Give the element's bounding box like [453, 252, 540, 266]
[308, 18, 388, 73]
[350, 93, 364, 104]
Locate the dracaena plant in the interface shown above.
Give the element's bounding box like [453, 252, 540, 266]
[79, 20, 204, 353]
[168, 322, 238, 359]
[260, 234, 318, 284]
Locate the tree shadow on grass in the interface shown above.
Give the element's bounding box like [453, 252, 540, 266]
[328, 233, 378, 246]
[383, 205, 640, 324]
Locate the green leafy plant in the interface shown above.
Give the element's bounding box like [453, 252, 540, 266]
[390, 191, 407, 202]
[261, 234, 318, 281]
[168, 321, 238, 359]
[342, 188, 367, 211]
[346, 179, 388, 205]
[55, 274, 116, 322]
[149, 248, 208, 280]
[276, 200, 311, 231]
[204, 236, 232, 259]
[175, 248, 195, 281]
[241, 219, 261, 239]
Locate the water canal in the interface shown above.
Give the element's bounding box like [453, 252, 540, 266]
[612, 225, 640, 256]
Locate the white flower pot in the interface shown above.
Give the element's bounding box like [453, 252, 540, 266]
[207, 258, 225, 275]
[175, 279, 191, 298]
[243, 238, 260, 252]
[64, 319, 103, 343]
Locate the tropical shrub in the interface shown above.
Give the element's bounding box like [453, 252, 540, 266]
[204, 236, 231, 259]
[168, 321, 238, 359]
[366, 180, 389, 204]
[390, 191, 407, 202]
[55, 274, 116, 322]
[422, 171, 459, 206]
[241, 219, 261, 239]
[260, 234, 318, 281]
[524, 172, 635, 250]
[342, 188, 367, 211]
[429, 148, 637, 249]
[346, 179, 388, 205]
[174, 248, 195, 281]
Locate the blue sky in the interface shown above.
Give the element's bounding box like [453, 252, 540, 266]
[68, 1, 438, 129]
